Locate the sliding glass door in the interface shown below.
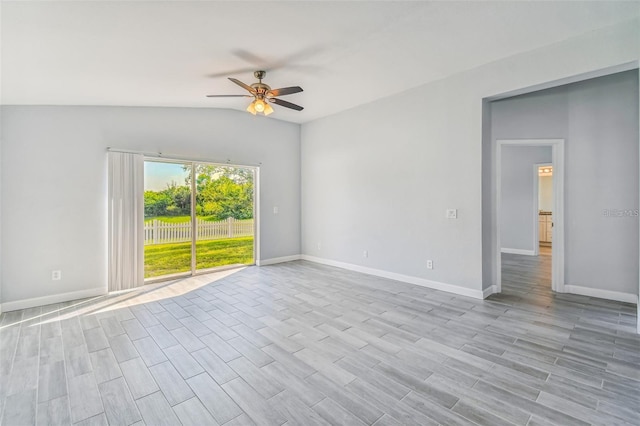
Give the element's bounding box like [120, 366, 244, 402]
[194, 165, 255, 273]
[143, 159, 255, 281]
[143, 161, 193, 279]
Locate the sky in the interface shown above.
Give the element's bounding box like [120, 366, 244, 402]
[144, 161, 190, 191]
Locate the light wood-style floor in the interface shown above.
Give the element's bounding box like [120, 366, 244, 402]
[1, 257, 638, 426]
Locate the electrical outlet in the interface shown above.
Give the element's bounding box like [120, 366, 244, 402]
[363, 250, 368, 258]
[446, 209, 457, 219]
[317, 242, 321, 250]
[52, 270, 62, 281]
[426, 260, 433, 269]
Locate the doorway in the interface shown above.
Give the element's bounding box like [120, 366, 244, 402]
[143, 159, 256, 281]
[495, 139, 565, 294]
[536, 163, 553, 258]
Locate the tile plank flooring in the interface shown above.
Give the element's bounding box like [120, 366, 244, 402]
[1, 257, 638, 425]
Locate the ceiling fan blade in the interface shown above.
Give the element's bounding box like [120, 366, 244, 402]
[228, 77, 256, 94]
[206, 94, 252, 98]
[206, 67, 256, 79]
[267, 86, 303, 97]
[271, 98, 304, 111]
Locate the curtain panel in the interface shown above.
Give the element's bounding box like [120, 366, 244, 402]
[108, 151, 144, 291]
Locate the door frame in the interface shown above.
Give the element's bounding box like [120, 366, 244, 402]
[495, 139, 565, 293]
[143, 157, 259, 283]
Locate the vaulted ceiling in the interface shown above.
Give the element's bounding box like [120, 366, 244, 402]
[2, 1, 638, 123]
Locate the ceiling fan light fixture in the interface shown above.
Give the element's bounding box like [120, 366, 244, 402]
[254, 98, 266, 113]
[207, 71, 303, 116]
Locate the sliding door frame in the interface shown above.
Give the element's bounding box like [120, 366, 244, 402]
[144, 156, 259, 283]
[190, 164, 197, 273]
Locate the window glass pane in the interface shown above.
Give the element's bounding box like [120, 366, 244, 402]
[143, 161, 192, 279]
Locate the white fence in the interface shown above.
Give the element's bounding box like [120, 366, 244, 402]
[144, 218, 254, 245]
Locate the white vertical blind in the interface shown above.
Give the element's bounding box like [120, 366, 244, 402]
[108, 151, 144, 291]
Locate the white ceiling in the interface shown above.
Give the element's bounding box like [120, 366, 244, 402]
[2, 1, 638, 123]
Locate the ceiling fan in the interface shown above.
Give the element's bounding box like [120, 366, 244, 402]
[206, 70, 303, 116]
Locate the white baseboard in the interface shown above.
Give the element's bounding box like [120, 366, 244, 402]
[564, 285, 638, 304]
[301, 255, 485, 299]
[501, 248, 536, 256]
[483, 285, 498, 298]
[1, 287, 107, 312]
[257, 255, 301, 266]
[485, 283, 636, 305]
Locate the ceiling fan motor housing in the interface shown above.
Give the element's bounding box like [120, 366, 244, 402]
[251, 71, 270, 99]
[251, 82, 271, 99]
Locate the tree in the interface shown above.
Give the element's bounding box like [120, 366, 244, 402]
[188, 165, 254, 220]
[163, 183, 191, 216]
[198, 176, 253, 220]
[185, 165, 254, 189]
[144, 191, 172, 217]
[144, 166, 254, 220]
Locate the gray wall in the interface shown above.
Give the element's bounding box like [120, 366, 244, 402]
[500, 146, 552, 253]
[1, 106, 301, 304]
[491, 70, 639, 295]
[301, 78, 485, 291]
[0, 111, 2, 314]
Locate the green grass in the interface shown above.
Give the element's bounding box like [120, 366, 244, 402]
[144, 215, 223, 223]
[145, 216, 191, 223]
[144, 236, 254, 278]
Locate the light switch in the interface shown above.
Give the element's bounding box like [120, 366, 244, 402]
[273, 206, 279, 214]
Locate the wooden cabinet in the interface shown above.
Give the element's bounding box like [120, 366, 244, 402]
[539, 213, 552, 243]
